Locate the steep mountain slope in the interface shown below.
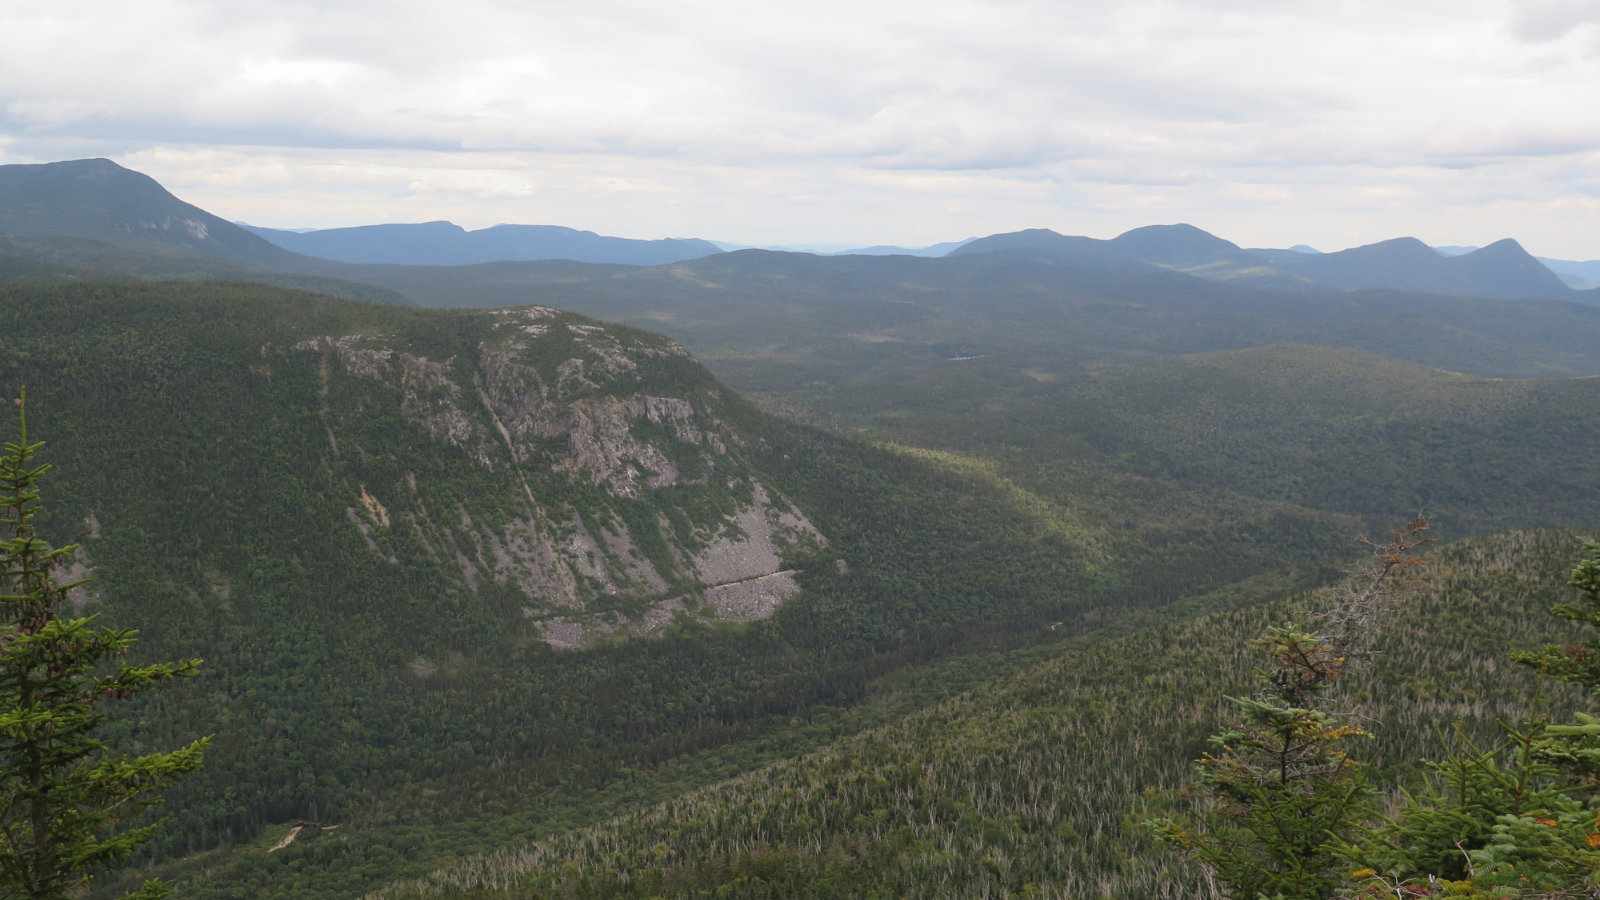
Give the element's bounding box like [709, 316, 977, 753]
[0, 281, 839, 853]
[0, 160, 412, 303]
[8, 279, 1595, 900]
[1453, 238, 1580, 298]
[0, 158, 302, 269]
[291, 309, 827, 646]
[242, 221, 723, 266]
[8, 160, 1600, 898]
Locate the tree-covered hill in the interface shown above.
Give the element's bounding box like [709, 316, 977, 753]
[0, 230, 415, 304]
[950, 226, 1574, 300]
[322, 247, 1600, 387]
[1263, 236, 1575, 301]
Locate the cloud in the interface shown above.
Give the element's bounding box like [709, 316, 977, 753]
[2, 0, 1599, 256]
[6, 0, 1591, 168]
[1508, 0, 1600, 41]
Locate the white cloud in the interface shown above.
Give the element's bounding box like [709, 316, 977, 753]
[1, 0, 1598, 256]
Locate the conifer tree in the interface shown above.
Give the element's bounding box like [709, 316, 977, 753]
[1149, 518, 1433, 900]
[0, 392, 208, 900]
[1152, 625, 1372, 900]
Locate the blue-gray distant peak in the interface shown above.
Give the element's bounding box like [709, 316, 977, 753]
[1248, 244, 1324, 262]
[1107, 223, 1256, 269]
[948, 228, 1148, 270]
[242, 221, 723, 266]
[1448, 239, 1574, 299]
[1263, 235, 1572, 300]
[952, 224, 1311, 290]
[954, 224, 1573, 300]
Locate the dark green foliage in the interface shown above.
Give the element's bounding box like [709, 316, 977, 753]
[0, 232, 412, 304]
[9, 170, 1600, 899]
[0, 393, 207, 899]
[0, 159, 297, 270]
[1512, 539, 1600, 687]
[1356, 719, 1581, 887]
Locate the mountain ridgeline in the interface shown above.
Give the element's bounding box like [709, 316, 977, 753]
[950, 223, 1582, 300]
[239, 221, 724, 267]
[1, 159, 1593, 307]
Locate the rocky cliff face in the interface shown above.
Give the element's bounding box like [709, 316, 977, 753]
[293, 306, 824, 649]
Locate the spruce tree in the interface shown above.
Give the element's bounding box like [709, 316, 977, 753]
[1149, 518, 1433, 900]
[0, 392, 208, 900]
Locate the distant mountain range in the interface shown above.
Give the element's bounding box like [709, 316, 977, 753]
[951, 224, 1579, 302]
[0, 159, 721, 270]
[0, 157, 1592, 304]
[1257, 235, 1573, 299]
[713, 238, 976, 257]
[241, 221, 723, 266]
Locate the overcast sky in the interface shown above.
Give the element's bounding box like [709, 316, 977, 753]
[3, 0, 1598, 256]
